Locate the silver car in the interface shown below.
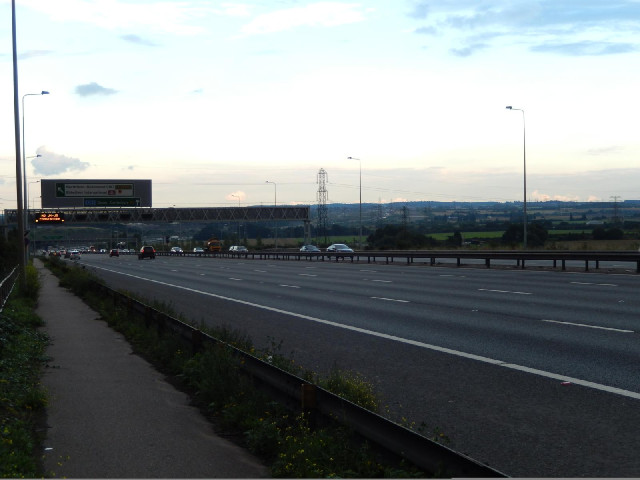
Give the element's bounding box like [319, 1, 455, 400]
[326, 244, 353, 253]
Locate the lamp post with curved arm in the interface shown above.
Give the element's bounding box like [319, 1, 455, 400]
[231, 194, 241, 241]
[265, 181, 277, 250]
[347, 156, 362, 249]
[506, 106, 527, 249]
[22, 91, 48, 227]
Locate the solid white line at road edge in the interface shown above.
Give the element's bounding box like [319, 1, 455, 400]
[91, 265, 640, 401]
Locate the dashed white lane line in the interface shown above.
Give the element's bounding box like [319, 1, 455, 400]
[571, 281, 618, 287]
[88, 264, 640, 401]
[298, 274, 317, 277]
[371, 296, 409, 303]
[478, 288, 532, 295]
[370, 279, 392, 283]
[228, 278, 243, 281]
[280, 284, 300, 289]
[254, 269, 267, 273]
[542, 319, 634, 333]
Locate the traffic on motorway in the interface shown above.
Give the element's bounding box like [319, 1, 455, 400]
[67, 253, 640, 477]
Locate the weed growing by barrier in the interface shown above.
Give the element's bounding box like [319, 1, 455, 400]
[0, 271, 47, 478]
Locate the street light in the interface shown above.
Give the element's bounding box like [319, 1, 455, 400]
[231, 194, 241, 241]
[28, 180, 40, 209]
[265, 181, 277, 250]
[506, 106, 527, 249]
[22, 91, 49, 227]
[347, 156, 362, 250]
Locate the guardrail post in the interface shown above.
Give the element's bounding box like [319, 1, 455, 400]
[301, 383, 317, 428]
[192, 329, 204, 353]
[562, 260, 566, 271]
[485, 258, 490, 268]
[430, 257, 435, 266]
[595, 260, 600, 269]
[144, 305, 153, 328]
[456, 258, 461, 267]
[585, 260, 589, 272]
[521, 259, 525, 270]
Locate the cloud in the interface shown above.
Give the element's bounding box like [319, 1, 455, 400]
[414, 26, 437, 35]
[32, 147, 90, 175]
[531, 41, 637, 56]
[410, 0, 640, 57]
[586, 146, 624, 156]
[226, 191, 246, 203]
[120, 34, 158, 47]
[75, 82, 118, 97]
[240, 2, 366, 36]
[19, 50, 55, 60]
[451, 42, 489, 57]
[531, 190, 580, 202]
[19, 0, 213, 35]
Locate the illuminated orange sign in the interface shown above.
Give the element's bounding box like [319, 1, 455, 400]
[35, 212, 65, 223]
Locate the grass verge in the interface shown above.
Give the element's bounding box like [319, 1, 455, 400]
[0, 264, 48, 479]
[43, 257, 439, 477]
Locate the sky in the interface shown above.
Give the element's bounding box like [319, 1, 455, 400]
[1, 0, 639, 210]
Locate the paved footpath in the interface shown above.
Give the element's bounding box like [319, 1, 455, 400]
[36, 259, 269, 478]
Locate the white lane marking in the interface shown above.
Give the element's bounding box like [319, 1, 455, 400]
[171, 269, 178, 272]
[542, 319, 634, 333]
[228, 278, 243, 281]
[571, 281, 618, 287]
[371, 296, 409, 303]
[370, 279, 391, 283]
[89, 265, 640, 401]
[199, 273, 206, 276]
[360, 270, 377, 273]
[298, 273, 317, 277]
[254, 269, 267, 273]
[478, 288, 532, 295]
[280, 284, 300, 289]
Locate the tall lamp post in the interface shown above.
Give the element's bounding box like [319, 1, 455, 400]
[22, 91, 48, 228]
[25, 156, 41, 220]
[347, 156, 362, 250]
[506, 106, 527, 249]
[231, 194, 241, 241]
[265, 181, 277, 250]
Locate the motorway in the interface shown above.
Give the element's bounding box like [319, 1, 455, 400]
[71, 253, 640, 477]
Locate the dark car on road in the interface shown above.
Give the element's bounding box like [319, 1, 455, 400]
[109, 249, 119, 257]
[138, 246, 156, 260]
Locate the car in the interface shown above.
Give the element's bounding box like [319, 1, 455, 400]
[109, 249, 119, 257]
[69, 250, 81, 260]
[229, 245, 248, 253]
[170, 246, 183, 254]
[193, 247, 205, 253]
[300, 245, 321, 252]
[326, 243, 354, 253]
[138, 246, 156, 260]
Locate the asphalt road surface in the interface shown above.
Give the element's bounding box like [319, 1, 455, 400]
[70, 253, 640, 477]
